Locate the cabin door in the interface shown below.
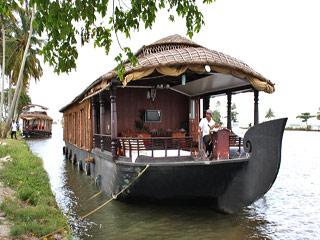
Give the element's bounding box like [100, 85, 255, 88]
[189, 98, 200, 143]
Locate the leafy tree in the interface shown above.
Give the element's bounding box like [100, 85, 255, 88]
[31, 0, 215, 76]
[265, 108, 275, 119]
[1, 0, 216, 137]
[0, 7, 43, 110]
[1, 3, 36, 137]
[231, 103, 238, 122]
[296, 112, 315, 128]
[3, 87, 31, 118]
[212, 110, 222, 125]
[317, 108, 320, 121]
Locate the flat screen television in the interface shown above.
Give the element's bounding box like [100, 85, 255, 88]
[145, 110, 161, 122]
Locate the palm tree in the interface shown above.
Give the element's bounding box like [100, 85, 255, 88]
[265, 108, 275, 119]
[231, 103, 238, 122]
[0, 8, 43, 113]
[1, 5, 41, 137]
[3, 7, 43, 107]
[0, 7, 17, 120]
[296, 112, 315, 129]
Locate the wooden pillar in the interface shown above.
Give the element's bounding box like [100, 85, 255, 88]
[254, 90, 259, 125]
[91, 99, 97, 147]
[203, 95, 210, 112]
[110, 85, 118, 159]
[99, 93, 106, 150]
[227, 92, 232, 130]
[99, 93, 106, 134]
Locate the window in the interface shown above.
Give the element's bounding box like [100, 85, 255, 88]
[189, 99, 196, 119]
[145, 110, 161, 122]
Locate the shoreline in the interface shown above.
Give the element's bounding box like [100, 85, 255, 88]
[0, 138, 70, 239]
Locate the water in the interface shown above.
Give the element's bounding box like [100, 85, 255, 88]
[27, 124, 320, 240]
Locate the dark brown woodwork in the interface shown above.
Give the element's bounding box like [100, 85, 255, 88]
[91, 99, 97, 147]
[116, 88, 189, 134]
[211, 129, 230, 160]
[110, 85, 118, 158]
[189, 97, 200, 142]
[62, 99, 92, 151]
[99, 93, 106, 135]
[254, 90, 259, 125]
[203, 95, 210, 113]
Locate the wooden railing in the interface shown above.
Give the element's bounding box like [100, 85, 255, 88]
[118, 136, 194, 160]
[93, 134, 112, 152]
[229, 134, 243, 153]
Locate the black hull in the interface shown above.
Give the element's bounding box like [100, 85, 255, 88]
[64, 118, 287, 213]
[23, 130, 52, 138]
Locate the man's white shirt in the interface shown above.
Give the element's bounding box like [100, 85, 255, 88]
[11, 122, 17, 132]
[199, 118, 214, 136]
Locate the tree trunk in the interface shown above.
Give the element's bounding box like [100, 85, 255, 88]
[8, 79, 12, 110]
[13, 84, 23, 120]
[0, 26, 5, 122]
[1, 7, 35, 138]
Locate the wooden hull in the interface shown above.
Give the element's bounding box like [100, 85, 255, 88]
[64, 118, 287, 213]
[23, 130, 52, 138]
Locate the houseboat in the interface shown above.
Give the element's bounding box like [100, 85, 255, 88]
[20, 104, 53, 137]
[60, 35, 287, 213]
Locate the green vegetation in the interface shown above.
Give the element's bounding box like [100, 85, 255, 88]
[1, 0, 215, 137]
[212, 110, 222, 125]
[296, 112, 315, 129]
[265, 108, 275, 119]
[231, 103, 238, 123]
[317, 108, 320, 121]
[0, 139, 69, 238]
[2, 88, 31, 117]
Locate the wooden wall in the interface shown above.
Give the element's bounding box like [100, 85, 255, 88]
[63, 99, 92, 151]
[116, 88, 189, 135]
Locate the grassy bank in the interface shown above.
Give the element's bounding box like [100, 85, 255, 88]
[0, 138, 70, 238]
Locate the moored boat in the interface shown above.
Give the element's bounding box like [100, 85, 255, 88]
[60, 35, 287, 213]
[20, 104, 53, 138]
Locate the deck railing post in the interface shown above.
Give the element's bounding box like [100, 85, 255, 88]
[254, 90, 259, 126]
[164, 138, 167, 158]
[227, 92, 232, 130]
[110, 83, 118, 160]
[100, 135, 104, 151]
[91, 99, 97, 147]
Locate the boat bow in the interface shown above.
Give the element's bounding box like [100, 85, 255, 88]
[217, 118, 287, 213]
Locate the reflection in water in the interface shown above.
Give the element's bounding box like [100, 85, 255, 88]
[27, 125, 320, 240]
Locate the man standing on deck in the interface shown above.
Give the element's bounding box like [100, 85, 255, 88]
[199, 109, 215, 158]
[11, 120, 17, 139]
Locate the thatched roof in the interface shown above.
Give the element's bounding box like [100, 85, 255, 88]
[20, 113, 53, 121]
[22, 104, 48, 111]
[60, 34, 274, 112]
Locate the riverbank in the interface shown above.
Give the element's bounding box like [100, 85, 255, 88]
[0, 138, 70, 239]
[285, 127, 320, 132]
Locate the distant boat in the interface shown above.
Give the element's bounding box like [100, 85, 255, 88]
[60, 35, 287, 213]
[20, 104, 53, 138]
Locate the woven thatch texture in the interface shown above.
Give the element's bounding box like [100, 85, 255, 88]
[20, 113, 53, 121]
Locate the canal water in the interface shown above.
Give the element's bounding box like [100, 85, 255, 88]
[26, 124, 320, 240]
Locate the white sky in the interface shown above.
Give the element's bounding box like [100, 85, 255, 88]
[29, 0, 320, 126]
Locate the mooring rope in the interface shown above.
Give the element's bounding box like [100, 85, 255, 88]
[40, 164, 150, 240]
[87, 191, 102, 201]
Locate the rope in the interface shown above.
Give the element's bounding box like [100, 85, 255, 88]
[87, 191, 102, 201]
[81, 164, 149, 219]
[40, 164, 150, 240]
[39, 227, 66, 240]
